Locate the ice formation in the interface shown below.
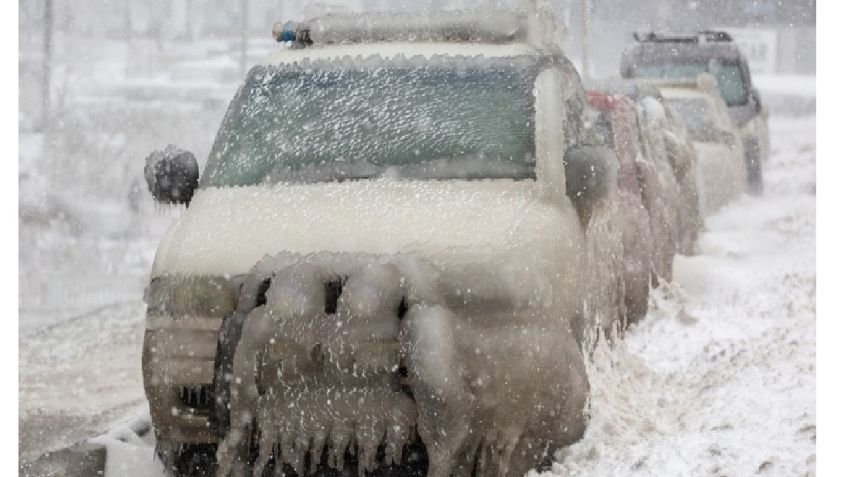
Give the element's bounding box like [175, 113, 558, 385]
[214, 252, 590, 477]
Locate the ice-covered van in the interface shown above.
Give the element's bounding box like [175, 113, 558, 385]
[141, 8, 623, 477]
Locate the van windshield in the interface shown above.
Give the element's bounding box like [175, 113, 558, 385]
[201, 56, 538, 187]
[633, 61, 747, 106]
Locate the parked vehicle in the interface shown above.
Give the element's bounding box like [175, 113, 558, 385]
[588, 79, 703, 256]
[585, 91, 652, 326]
[141, 8, 624, 477]
[657, 96, 704, 255]
[621, 30, 770, 193]
[657, 75, 748, 216]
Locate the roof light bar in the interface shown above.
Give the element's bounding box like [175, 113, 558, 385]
[272, 7, 567, 49]
[306, 10, 526, 44]
[272, 20, 312, 46]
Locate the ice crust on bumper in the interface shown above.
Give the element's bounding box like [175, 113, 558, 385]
[215, 252, 589, 477]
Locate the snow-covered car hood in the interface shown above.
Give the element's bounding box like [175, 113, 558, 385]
[151, 180, 580, 277]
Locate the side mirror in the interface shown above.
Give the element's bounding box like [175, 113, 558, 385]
[751, 89, 763, 114]
[144, 145, 199, 206]
[718, 129, 737, 147]
[564, 145, 618, 227]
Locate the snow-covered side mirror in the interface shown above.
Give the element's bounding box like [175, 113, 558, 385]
[718, 129, 737, 148]
[144, 145, 199, 206]
[751, 89, 763, 114]
[564, 145, 618, 227]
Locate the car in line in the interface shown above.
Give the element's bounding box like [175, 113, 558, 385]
[588, 79, 703, 257]
[141, 7, 625, 477]
[621, 30, 770, 193]
[585, 91, 653, 326]
[657, 75, 748, 216]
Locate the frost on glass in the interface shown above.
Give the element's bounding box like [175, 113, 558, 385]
[202, 56, 538, 187]
[665, 97, 721, 142]
[633, 62, 748, 106]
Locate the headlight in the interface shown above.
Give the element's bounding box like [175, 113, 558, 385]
[740, 117, 758, 138]
[145, 275, 236, 317]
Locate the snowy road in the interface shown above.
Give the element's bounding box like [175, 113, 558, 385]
[547, 115, 816, 476]
[19, 111, 815, 476]
[19, 301, 148, 461]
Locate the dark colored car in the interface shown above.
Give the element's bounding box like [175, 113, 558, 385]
[620, 31, 770, 193]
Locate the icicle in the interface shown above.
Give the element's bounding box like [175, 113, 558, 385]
[331, 428, 348, 470]
[360, 427, 380, 473]
[495, 433, 520, 477]
[311, 427, 327, 474]
[294, 438, 307, 477]
[357, 444, 366, 477]
[477, 442, 489, 477]
[386, 422, 405, 465]
[252, 431, 274, 477]
[273, 450, 285, 477]
[280, 435, 298, 471]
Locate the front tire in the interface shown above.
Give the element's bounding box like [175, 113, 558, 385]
[745, 139, 764, 195]
[158, 443, 217, 477]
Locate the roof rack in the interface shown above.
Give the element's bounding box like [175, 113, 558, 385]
[633, 30, 734, 44]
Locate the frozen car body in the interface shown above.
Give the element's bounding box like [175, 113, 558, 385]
[614, 96, 678, 281]
[656, 99, 703, 255]
[143, 9, 623, 477]
[586, 80, 703, 257]
[658, 76, 747, 215]
[585, 92, 652, 326]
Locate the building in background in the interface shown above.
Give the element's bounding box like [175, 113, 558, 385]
[19, 0, 815, 132]
[564, 0, 815, 77]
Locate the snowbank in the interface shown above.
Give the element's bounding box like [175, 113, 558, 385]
[545, 115, 816, 476]
[754, 74, 816, 117]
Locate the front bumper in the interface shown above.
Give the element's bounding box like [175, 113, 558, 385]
[143, 251, 587, 477]
[142, 314, 222, 443]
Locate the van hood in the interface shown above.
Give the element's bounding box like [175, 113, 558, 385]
[151, 180, 580, 277]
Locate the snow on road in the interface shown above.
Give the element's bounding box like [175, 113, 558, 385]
[547, 115, 816, 476]
[19, 301, 149, 461]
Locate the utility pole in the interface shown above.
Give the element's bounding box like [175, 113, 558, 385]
[125, 1, 133, 77]
[240, 0, 250, 76]
[580, 0, 590, 78]
[42, 0, 53, 131]
[185, 0, 193, 42]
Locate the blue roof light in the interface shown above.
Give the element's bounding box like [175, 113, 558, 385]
[281, 21, 298, 42]
[273, 20, 311, 46]
[272, 20, 299, 42]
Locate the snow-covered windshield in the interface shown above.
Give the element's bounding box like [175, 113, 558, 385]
[665, 97, 720, 142]
[201, 56, 538, 187]
[633, 61, 748, 106]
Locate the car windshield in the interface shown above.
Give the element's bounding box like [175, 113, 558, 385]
[201, 55, 539, 187]
[633, 61, 748, 106]
[665, 97, 720, 142]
